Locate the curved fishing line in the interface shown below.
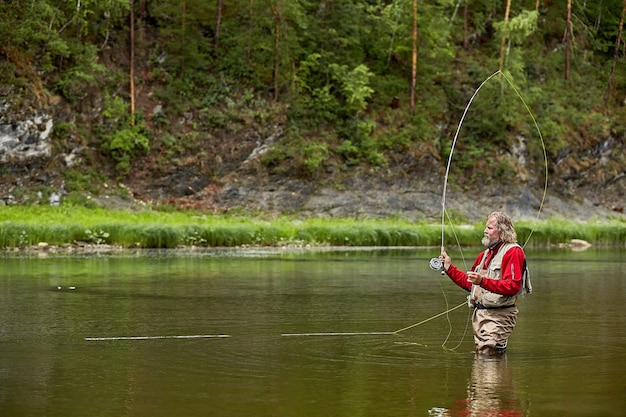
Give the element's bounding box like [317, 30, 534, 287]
[437, 211, 467, 348]
[440, 70, 502, 250]
[393, 301, 467, 334]
[439, 208, 472, 350]
[442, 309, 472, 352]
[442, 70, 548, 249]
[444, 208, 468, 270]
[498, 71, 549, 249]
[437, 277, 455, 345]
[415, 70, 548, 347]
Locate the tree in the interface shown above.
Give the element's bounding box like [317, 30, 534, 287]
[463, 0, 469, 49]
[146, 0, 213, 77]
[410, 0, 418, 114]
[130, 0, 136, 124]
[271, 1, 282, 101]
[565, 0, 572, 80]
[499, 0, 512, 72]
[604, 0, 626, 108]
[215, 0, 223, 49]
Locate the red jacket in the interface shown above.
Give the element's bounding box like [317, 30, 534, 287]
[446, 241, 525, 296]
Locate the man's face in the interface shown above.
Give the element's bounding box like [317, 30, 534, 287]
[481, 216, 500, 247]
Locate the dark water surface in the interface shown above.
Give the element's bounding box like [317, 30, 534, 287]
[1, 247, 624, 416]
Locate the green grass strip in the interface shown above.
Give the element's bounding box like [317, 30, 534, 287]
[0, 205, 623, 249]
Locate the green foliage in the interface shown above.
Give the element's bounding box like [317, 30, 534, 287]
[100, 95, 150, 176]
[261, 128, 330, 178]
[573, 0, 625, 56]
[1, 0, 624, 188]
[84, 229, 110, 245]
[54, 43, 107, 103]
[289, 85, 341, 128]
[0, 222, 84, 248]
[147, 0, 214, 77]
[302, 142, 330, 176]
[336, 140, 360, 166]
[494, 10, 538, 45]
[63, 168, 106, 195]
[328, 63, 374, 116]
[0, 0, 128, 103]
[538, 118, 567, 157]
[518, 218, 626, 247]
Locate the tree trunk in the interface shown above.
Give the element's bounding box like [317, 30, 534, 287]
[215, 0, 223, 49]
[463, 0, 469, 49]
[180, 1, 186, 76]
[130, 0, 135, 125]
[565, 0, 571, 81]
[137, 0, 146, 45]
[604, 0, 626, 108]
[272, 1, 281, 102]
[410, 0, 418, 114]
[498, 0, 511, 72]
[247, 0, 254, 62]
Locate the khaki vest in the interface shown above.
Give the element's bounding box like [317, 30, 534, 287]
[469, 242, 529, 308]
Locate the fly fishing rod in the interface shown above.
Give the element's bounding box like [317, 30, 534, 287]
[428, 69, 548, 272]
[429, 70, 503, 273]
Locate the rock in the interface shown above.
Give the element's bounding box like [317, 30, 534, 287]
[49, 192, 60, 206]
[570, 239, 592, 250]
[0, 104, 53, 164]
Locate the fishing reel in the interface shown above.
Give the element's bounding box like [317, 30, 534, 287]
[429, 257, 446, 275]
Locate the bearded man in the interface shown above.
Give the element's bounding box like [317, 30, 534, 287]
[440, 211, 531, 355]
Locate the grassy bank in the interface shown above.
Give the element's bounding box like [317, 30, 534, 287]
[0, 206, 624, 249]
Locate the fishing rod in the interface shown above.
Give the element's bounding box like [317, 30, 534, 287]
[429, 70, 502, 273]
[428, 69, 548, 273]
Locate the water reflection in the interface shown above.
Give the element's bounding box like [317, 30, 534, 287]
[429, 355, 521, 417]
[467, 356, 520, 415]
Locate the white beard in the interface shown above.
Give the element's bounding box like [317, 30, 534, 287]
[482, 235, 498, 247]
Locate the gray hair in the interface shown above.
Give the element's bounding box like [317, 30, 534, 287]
[488, 211, 517, 243]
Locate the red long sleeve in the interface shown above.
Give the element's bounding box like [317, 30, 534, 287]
[446, 245, 524, 296]
[445, 263, 472, 292]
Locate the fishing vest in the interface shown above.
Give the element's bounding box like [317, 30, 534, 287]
[469, 242, 532, 309]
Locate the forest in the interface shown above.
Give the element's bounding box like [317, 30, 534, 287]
[0, 0, 624, 212]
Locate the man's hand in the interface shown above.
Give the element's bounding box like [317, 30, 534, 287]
[467, 271, 483, 285]
[439, 248, 451, 272]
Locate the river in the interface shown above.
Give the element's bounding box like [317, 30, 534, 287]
[0, 247, 624, 416]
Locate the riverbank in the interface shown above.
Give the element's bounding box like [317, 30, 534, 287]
[0, 206, 623, 250]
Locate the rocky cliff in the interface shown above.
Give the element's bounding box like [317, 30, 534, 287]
[0, 99, 623, 223]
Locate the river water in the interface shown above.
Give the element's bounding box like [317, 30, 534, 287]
[0, 247, 624, 416]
